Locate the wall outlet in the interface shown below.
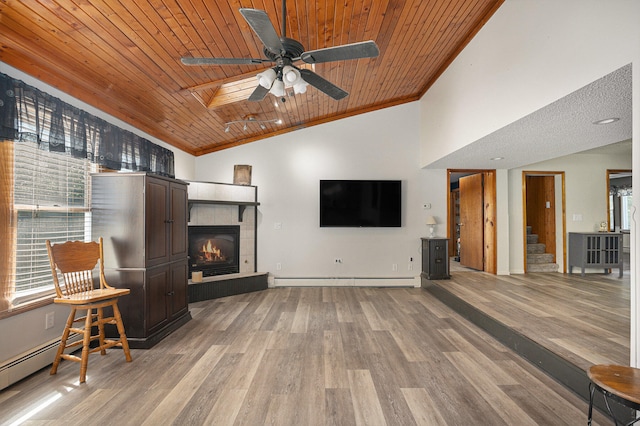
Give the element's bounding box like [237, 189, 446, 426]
[334, 258, 343, 264]
[408, 263, 413, 271]
[45, 312, 54, 329]
[276, 262, 282, 270]
[392, 263, 398, 271]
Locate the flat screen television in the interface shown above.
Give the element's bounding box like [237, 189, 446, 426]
[320, 180, 401, 227]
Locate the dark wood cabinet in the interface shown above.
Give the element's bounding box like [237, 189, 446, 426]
[92, 173, 191, 348]
[421, 238, 450, 282]
[145, 260, 188, 334]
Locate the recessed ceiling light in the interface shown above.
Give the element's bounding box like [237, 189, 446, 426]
[593, 117, 619, 125]
[490, 157, 504, 161]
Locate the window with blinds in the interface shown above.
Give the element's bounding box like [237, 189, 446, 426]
[12, 141, 92, 302]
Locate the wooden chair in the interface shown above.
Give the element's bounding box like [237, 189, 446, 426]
[46, 237, 132, 383]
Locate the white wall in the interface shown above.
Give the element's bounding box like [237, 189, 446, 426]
[195, 102, 445, 284]
[419, 0, 638, 167]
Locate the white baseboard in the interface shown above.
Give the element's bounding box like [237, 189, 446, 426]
[0, 335, 81, 390]
[272, 276, 420, 288]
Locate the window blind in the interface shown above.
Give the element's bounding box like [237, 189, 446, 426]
[13, 141, 91, 296]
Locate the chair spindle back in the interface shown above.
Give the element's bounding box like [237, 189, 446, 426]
[46, 239, 108, 298]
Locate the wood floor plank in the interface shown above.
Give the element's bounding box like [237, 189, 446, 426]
[438, 328, 519, 385]
[224, 331, 272, 389]
[325, 388, 356, 425]
[324, 329, 349, 389]
[348, 369, 387, 426]
[389, 329, 429, 362]
[402, 387, 449, 426]
[142, 344, 226, 425]
[364, 352, 420, 425]
[497, 359, 588, 425]
[548, 338, 617, 366]
[291, 301, 311, 333]
[444, 351, 539, 425]
[203, 388, 247, 425]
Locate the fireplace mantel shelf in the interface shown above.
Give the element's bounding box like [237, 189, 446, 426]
[188, 199, 260, 222]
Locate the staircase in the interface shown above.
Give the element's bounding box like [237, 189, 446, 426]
[526, 226, 559, 272]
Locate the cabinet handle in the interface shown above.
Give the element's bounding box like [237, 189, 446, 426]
[166, 291, 175, 296]
[164, 219, 174, 224]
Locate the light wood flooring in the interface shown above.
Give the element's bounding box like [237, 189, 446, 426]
[0, 285, 610, 425]
[443, 264, 630, 370]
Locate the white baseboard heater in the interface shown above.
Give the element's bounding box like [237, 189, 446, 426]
[271, 276, 420, 288]
[0, 335, 81, 391]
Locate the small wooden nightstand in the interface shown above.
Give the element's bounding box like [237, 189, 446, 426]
[421, 237, 450, 282]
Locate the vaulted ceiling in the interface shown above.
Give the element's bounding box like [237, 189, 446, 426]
[0, 0, 503, 156]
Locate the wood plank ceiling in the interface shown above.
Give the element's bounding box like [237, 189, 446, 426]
[0, 0, 503, 156]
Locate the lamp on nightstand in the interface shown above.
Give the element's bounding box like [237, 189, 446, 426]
[426, 216, 437, 238]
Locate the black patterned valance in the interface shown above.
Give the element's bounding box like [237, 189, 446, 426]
[0, 72, 174, 178]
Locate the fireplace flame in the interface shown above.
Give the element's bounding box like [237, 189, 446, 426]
[200, 240, 226, 262]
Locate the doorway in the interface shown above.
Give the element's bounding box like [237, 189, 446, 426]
[606, 169, 632, 231]
[522, 171, 566, 273]
[607, 169, 632, 268]
[447, 170, 497, 273]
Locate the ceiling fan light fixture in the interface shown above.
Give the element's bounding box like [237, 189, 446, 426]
[256, 68, 277, 89]
[293, 81, 308, 94]
[270, 79, 285, 97]
[282, 65, 301, 86]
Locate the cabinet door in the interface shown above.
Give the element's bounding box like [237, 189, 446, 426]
[146, 178, 170, 266]
[146, 265, 170, 333]
[170, 260, 188, 320]
[602, 234, 621, 266]
[170, 182, 188, 260]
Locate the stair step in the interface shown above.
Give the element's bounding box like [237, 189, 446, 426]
[526, 225, 532, 235]
[527, 263, 559, 273]
[527, 234, 539, 244]
[527, 243, 546, 254]
[527, 253, 554, 264]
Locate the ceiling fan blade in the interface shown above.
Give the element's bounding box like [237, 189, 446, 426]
[239, 9, 284, 56]
[300, 40, 379, 64]
[181, 57, 270, 66]
[299, 69, 348, 100]
[248, 84, 270, 102]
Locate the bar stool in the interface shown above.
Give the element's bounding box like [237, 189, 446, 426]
[588, 364, 640, 425]
[46, 238, 132, 383]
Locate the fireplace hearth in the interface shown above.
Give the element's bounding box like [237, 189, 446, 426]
[188, 225, 240, 277]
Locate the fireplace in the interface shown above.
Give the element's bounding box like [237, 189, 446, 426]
[188, 225, 240, 277]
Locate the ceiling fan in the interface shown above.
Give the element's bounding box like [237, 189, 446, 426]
[181, 0, 379, 102]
